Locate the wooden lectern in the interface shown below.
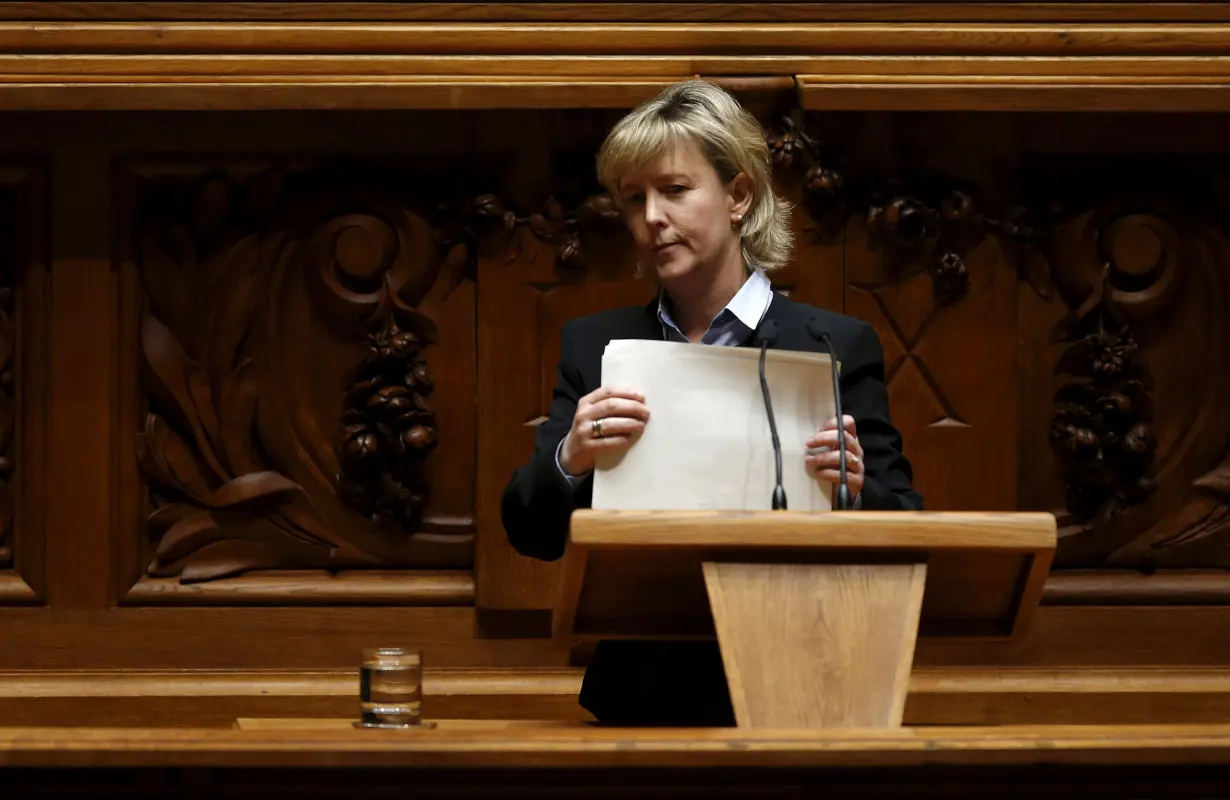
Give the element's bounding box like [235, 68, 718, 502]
[553, 510, 1057, 729]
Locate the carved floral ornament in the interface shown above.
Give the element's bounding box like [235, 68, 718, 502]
[135, 118, 1230, 581]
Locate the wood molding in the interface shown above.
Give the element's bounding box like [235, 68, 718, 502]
[6, 722, 1230, 770]
[801, 80, 1230, 111]
[4, 665, 1230, 727]
[2, 4, 1230, 24]
[1043, 570, 1230, 605]
[3, 23, 1230, 56]
[0, 25, 1226, 110]
[124, 571, 475, 606]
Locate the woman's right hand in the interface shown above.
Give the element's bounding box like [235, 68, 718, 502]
[559, 386, 650, 475]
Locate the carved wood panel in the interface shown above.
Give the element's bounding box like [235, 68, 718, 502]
[1026, 163, 1230, 568]
[119, 161, 492, 585]
[773, 113, 1022, 512]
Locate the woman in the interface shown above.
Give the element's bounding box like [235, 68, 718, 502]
[501, 79, 923, 726]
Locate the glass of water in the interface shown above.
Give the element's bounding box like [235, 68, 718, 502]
[356, 647, 425, 729]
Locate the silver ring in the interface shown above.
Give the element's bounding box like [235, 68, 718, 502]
[592, 418, 605, 439]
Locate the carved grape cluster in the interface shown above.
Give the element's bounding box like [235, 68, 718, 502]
[337, 319, 438, 528]
[1049, 275, 1157, 527]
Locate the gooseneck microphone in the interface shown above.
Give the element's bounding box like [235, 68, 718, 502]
[805, 318, 852, 511]
[756, 320, 787, 510]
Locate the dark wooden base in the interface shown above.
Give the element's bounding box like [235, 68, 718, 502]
[4, 723, 1230, 798]
[5, 763, 1230, 799]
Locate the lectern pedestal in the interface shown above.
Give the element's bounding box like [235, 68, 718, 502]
[553, 510, 1056, 729]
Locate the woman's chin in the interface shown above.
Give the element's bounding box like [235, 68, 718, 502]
[653, 257, 698, 283]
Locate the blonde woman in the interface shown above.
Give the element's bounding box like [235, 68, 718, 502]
[502, 80, 922, 726]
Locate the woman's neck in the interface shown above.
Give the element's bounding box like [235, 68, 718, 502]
[666, 257, 748, 343]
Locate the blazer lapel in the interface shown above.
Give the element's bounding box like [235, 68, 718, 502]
[742, 291, 793, 349]
[633, 296, 664, 341]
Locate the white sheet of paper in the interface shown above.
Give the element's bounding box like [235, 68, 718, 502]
[591, 339, 836, 512]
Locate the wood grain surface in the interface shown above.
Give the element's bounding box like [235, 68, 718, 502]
[5, 722, 1230, 768]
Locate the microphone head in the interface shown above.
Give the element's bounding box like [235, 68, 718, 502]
[805, 317, 826, 343]
[758, 320, 780, 347]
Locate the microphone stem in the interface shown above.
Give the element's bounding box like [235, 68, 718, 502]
[819, 332, 851, 511]
[759, 342, 787, 510]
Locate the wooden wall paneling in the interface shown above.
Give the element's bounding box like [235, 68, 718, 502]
[0, 606, 569, 670]
[778, 112, 1022, 511]
[45, 146, 115, 609]
[475, 197, 654, 610]
[0, 160, 46, 606]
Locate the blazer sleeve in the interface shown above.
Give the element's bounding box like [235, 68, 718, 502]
[499, 321, 593, 562]
[843, 321, 925, 511]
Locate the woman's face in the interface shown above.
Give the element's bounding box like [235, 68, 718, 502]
[617, 138, 751, 286]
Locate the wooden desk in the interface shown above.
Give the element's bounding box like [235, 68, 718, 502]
[3, 722, 1230, 797]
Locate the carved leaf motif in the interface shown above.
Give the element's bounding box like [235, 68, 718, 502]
[179, 539, 284, 583]
[217, 358, 261, 476]
[155, 510, 224, 564]
[208, 471, 302, 508]
[200, 234, 262, 397]
[139, 413, 214, 503]
[1021, 250, 1056, 301]
[147, 502, 199, 539]
[141, 312, 227, 482]
[139, 237, 193, 352]
[1194, 464, 1230, 499]
[1148, 501, 1230, 552]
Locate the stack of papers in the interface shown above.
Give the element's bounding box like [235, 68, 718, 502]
[591, 339, 836, 512]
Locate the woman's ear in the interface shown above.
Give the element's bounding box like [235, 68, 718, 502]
[727, 172, 754, 218]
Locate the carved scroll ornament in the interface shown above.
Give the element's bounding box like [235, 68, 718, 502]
[1042, 201, 1230, 567]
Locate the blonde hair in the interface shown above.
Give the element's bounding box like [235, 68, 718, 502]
[596, 79, 793, 271]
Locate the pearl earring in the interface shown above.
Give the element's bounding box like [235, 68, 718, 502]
[733, 213, 744, 223]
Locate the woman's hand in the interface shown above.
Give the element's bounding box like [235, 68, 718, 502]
[805, 415, 865, 497]
[559, 386, 650, 475]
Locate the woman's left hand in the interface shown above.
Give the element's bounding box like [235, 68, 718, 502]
[805, 415, 865, 497]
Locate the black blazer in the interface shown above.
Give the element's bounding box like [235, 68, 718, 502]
[502, 292, 923, 562]
[500, 292, 923, 724]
